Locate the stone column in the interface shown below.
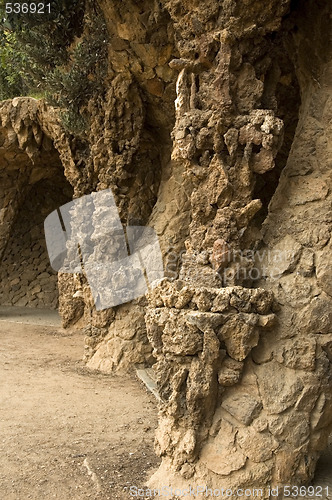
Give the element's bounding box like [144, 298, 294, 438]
[145, 0, 332, 496]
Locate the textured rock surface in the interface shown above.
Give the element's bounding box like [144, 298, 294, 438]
[0, 0, 331, 494]
[143, 0, 332, 495]
[0, 179, 71, 309]
[0, 98, 73, 309]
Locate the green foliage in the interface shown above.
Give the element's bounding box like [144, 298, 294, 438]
[46, 13, 108, 134]
[0, 30, 27, 99]
[0, 0, 108, 134]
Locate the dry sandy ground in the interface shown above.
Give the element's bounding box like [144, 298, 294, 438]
[0, 320, 160, 500]
[0, 315, 331, 500]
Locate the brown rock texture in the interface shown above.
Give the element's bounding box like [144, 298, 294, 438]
[143, 0, 332, 495]
[0, 0, 331, 494]
[0, 98, 73, 309]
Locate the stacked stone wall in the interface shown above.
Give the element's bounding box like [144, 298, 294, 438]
[0, 178, 72, 309]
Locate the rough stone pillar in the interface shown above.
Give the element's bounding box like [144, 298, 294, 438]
[145, 0, 332, 496]
[77, 1, 180, 368]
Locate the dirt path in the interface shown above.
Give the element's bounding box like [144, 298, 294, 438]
[0, 317, 331, 500]
[0, 321, 160, 499]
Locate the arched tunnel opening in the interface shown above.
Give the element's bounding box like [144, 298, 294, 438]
[0, 174, 73, 309]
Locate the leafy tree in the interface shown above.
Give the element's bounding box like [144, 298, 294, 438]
[0, 0, 108, 133]
[0, 30, 26, 99]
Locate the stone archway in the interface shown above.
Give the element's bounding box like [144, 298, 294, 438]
[0, 97, 74, 312]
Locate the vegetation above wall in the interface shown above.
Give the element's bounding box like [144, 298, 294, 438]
[0, 0, 108, 133]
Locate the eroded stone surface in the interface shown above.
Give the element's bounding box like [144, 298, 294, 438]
[0, 0, 331, 495]
[145, 0, 332, 494]
[0, 98, 73, 309]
